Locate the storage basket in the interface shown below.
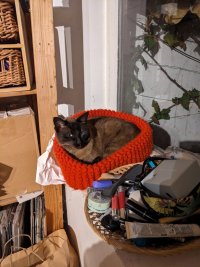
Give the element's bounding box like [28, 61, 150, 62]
[0, 1, 19, 43]
[0, 49, 26, 88]
[85, 163, 200, 256]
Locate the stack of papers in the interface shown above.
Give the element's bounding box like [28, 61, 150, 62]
[0, 194, 46, 258]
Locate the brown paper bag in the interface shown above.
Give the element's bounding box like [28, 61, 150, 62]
[1, 229, 79, 267]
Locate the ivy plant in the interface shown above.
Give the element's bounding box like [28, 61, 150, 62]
[131, 7, 200, 124]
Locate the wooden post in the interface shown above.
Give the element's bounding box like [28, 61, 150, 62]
[30, 0, 63, 234]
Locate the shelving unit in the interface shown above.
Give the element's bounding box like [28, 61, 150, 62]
[0, 0, 33, 92]
[0, 0, 64, 234]
[30, 0, 64, 234]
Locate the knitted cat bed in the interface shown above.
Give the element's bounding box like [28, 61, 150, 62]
[53, 109, 153, 190]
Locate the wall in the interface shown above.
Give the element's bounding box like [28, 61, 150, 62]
[53, 0, 85, 115]
[53, 0, 118, 114]
[82, 0, 118, 111]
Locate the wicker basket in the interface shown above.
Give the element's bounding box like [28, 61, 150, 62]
[85, 164, 200, 256]
[0, 49, 26, 88]
[0, 1, 19, 43]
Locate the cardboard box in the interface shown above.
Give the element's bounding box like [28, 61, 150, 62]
[0, 108, 41, 206]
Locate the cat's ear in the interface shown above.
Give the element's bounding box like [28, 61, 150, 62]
[77, 111, 89, 123]
[53, 117, 66, 132]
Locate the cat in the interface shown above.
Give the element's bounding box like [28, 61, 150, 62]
[53, 111, 140, 164]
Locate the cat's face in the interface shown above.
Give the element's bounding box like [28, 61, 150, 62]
[53, 112, 91, 149]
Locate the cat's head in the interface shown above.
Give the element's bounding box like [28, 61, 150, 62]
[53, 112, 91, 149]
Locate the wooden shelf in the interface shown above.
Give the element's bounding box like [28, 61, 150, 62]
[0, 43, 22, 49]
[0, 84, 34, 93]
[0, 88, 37, 98]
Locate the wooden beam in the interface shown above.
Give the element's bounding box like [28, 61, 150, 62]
[30, 0, 63, 234]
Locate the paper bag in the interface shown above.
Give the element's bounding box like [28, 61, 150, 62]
[1, 229, 79, 267]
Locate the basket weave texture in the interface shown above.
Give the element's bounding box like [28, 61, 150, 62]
[0, 49, 26, 88]
[0, 1, 19, 43]
[85, 164, 200, 256]
[53, 109, 153, 190]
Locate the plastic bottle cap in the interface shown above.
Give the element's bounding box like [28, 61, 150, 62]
[92, 180, 112, 189]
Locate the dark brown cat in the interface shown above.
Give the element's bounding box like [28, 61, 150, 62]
[53, 112, 140, 164]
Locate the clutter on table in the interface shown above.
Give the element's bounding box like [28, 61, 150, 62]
[86, 155, 200, 249]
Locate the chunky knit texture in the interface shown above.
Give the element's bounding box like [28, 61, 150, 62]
[53, 109, 153, 190]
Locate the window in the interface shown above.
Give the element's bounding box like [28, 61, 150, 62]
[118, 0, 200, 148]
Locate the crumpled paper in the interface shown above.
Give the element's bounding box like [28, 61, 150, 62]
[36, 135, 65, 185]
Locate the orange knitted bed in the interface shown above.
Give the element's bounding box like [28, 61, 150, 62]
[53, 109, 153, 190]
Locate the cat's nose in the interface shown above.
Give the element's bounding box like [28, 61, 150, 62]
[76, 139, 82, 148]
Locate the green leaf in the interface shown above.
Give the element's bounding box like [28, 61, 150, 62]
[144, 35, 160, 57]
[151, 115, 160, 125]
[152, 100, 160, 113]
[132, 77, 144, 94]
[172, 90, 199, 110]
[180, 93, 190, 110]
[164, 33, 177, 47]
[134, 65, 139, 75]
[188, 89, 200, 109]
[151, 103, 171, 123]
[149, 24, 160, 35]
[172, 97, 180, 105]
[160, 109, 170, 120]
[189, 88, 200, 98]
[135, 45, 144, 57]
[164, 32, 186, 50]
[140, 56, 148, 70]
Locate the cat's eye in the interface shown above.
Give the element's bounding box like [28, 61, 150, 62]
[65, 133, 73, 138]
[81, 131, 89, 141]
